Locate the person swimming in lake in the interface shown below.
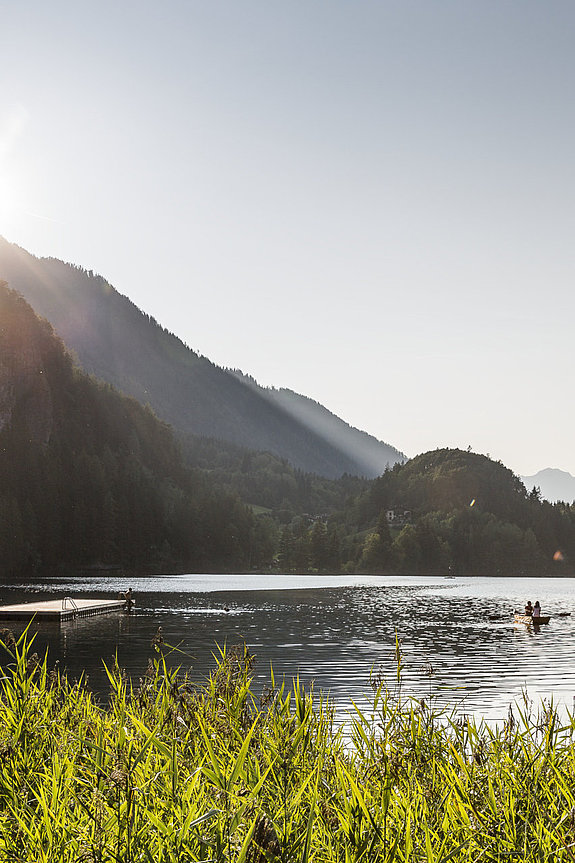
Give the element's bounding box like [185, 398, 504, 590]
[533, 600, 541, 618]
[524, 601, 533, 616]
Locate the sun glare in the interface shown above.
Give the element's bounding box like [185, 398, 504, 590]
[0, 105, 29, 232]
[0, 174, 20, 231]
[0, 173, 14, 202]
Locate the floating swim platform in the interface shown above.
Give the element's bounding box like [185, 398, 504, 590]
[0, 597, 126, 621]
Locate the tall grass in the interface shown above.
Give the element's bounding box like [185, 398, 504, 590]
[0, 629, 575, 861]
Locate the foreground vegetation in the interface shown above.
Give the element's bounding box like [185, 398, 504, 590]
[2, 632, 575, 861]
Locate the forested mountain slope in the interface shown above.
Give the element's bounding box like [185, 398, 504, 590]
[0, 282, 274, 576]
[232, 371, 403, 478]
[274, 448, 575, 575]
[344, 449, 575, 575]
[0, 237, 404, 478]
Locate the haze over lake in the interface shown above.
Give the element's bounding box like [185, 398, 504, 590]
[2, 574, 575, 723]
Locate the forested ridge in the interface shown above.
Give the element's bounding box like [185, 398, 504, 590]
[0, 236, 404, 479]
[2, 282, 575, 579]
[184, 434, 368, 517]
[0, 283, 276, 576]
[178, 434, 575, 576]
[275, 448, 575, 575]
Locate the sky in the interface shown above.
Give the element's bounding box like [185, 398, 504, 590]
[0, 0, 574, 477]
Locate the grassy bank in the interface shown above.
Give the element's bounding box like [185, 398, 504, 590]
[0, 631, 574, 862]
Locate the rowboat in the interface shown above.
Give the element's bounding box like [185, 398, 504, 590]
[514, 612, 551, 625]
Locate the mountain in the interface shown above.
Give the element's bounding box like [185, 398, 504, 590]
[0, 237, 404, 479]
[231, 371, 403, 478]
[521, 468, 575, 504]
[0, 281, 273, 576]
[334, 448, 575, 575]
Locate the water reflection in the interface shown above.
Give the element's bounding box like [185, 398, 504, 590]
[1, 574, 574, 722]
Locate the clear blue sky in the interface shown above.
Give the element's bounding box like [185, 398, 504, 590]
[1, 1, 574, 477]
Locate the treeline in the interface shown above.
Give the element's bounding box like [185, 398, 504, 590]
[275, 449, 575, 575]
[0, 284, 276, 576]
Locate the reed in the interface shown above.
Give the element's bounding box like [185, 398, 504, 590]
[0, 629, 575, 861]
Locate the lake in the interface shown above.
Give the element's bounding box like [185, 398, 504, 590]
[1, 573, 574, 723]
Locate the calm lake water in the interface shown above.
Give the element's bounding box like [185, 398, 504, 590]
[1, 573, 575, 723]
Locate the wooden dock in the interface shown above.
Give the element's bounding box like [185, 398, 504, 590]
[0, 597, 127, 621]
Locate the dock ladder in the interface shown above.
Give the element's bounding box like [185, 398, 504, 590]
[62, 596, 79, 619]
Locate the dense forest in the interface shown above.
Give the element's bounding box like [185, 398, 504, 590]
[171, 437, 575, 577]
[184, 434, 368, 518]
[0, 283, 276, 576]
[274, 449, 575, 575]
[2, 281, 575, 579]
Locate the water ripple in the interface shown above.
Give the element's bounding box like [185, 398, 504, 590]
[1, 575, 575, 720]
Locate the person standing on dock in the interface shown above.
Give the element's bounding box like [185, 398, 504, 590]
[122, 588, 134, 613]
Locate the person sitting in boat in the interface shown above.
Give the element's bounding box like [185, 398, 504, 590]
[524, 601, 533, 616]
[533, 600, 541, 618]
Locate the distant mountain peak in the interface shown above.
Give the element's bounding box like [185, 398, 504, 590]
[521, 467, 575, 503]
